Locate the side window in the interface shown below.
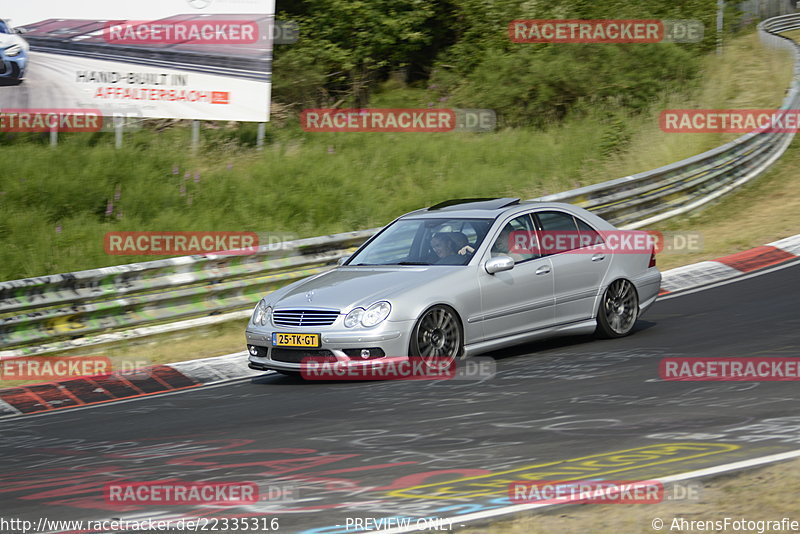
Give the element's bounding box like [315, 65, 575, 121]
[490, 214, 539, 262]
[575, 217, 605, 246]
[536, 211, 580, 254]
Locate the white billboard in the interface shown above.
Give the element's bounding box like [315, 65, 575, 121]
[0, 0, 274, 122]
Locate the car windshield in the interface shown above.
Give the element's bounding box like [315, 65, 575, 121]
[348, 217, 492, 266]
[0, 22, 9, 34]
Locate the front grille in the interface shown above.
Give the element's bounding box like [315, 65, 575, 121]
[270, 348, 336, 364]
[273, 308, 339, 327]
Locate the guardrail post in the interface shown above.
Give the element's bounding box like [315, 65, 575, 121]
[257, 123, 266, 151]
[115, 116, 124, 149]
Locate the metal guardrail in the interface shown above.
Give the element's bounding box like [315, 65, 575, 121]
[2, 14, 799, 357]
[537, 14, 800, 230]
[0, 231, 374, 352]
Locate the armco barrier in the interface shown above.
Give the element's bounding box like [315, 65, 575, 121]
[1, 14, 799, 357]
[537, 14, 800, 228]
[0, 231, 375, 353]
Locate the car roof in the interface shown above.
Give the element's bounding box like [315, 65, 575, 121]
[400, 198, 587, 220]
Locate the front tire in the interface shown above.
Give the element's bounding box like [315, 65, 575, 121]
[596, 279, 639, 338]
[409, 305, 464, 368]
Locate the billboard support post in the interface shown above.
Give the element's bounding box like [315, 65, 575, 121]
[49, 127, 58, 147]
[115, 117, 124, 149]
[257, 123, 266, 150]
[191, 120, 200, 153]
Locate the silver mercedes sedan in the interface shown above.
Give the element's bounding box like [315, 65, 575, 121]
[246, 198, 661, 375]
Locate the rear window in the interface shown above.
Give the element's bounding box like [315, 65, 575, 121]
[536, 211, 580, 254]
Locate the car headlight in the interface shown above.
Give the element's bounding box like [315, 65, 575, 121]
[345, 301, 392, 328]
[5, 45, 22, 57]
[362, 301, 392, 327]
[344, 307, 364, 328]
[252, 300, 272, 326]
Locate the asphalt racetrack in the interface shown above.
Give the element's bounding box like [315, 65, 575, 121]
[1, 261, 798, 533]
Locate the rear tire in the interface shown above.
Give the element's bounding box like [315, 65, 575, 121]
[596, 279, 639, 338]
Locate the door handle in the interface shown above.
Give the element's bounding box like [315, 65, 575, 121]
[536, 265, 551, 275]
[592, 254, 606, 262]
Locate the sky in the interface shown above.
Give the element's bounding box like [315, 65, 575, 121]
[4, 0, 274, 26]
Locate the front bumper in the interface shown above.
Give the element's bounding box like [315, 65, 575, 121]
[245, 320, 415, 372]
[0, 53, 26, 80]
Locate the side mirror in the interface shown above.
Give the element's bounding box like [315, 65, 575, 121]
[336, 256, 349, 266]
[15, 27, 28, 34]
[484, 255, 514, 274]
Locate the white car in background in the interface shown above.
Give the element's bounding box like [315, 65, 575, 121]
[0, 19, 29, 85]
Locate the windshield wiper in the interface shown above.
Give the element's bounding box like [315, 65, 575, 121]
[395, 261, 430, 266]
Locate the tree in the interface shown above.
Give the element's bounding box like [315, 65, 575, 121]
[295, 0, 437, 106]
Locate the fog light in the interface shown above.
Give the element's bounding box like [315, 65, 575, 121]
[248, 345, 259, 356]
[360, 349, 371, 359]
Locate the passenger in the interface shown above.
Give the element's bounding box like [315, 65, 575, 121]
[491, 225, 528, 262]
[491, 225, 514, 256]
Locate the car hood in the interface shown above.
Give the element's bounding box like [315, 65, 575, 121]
[272, 266, 458, 311]
[0, 34, 24, 48]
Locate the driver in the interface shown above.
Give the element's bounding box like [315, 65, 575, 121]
[431, 233, 464, 265]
